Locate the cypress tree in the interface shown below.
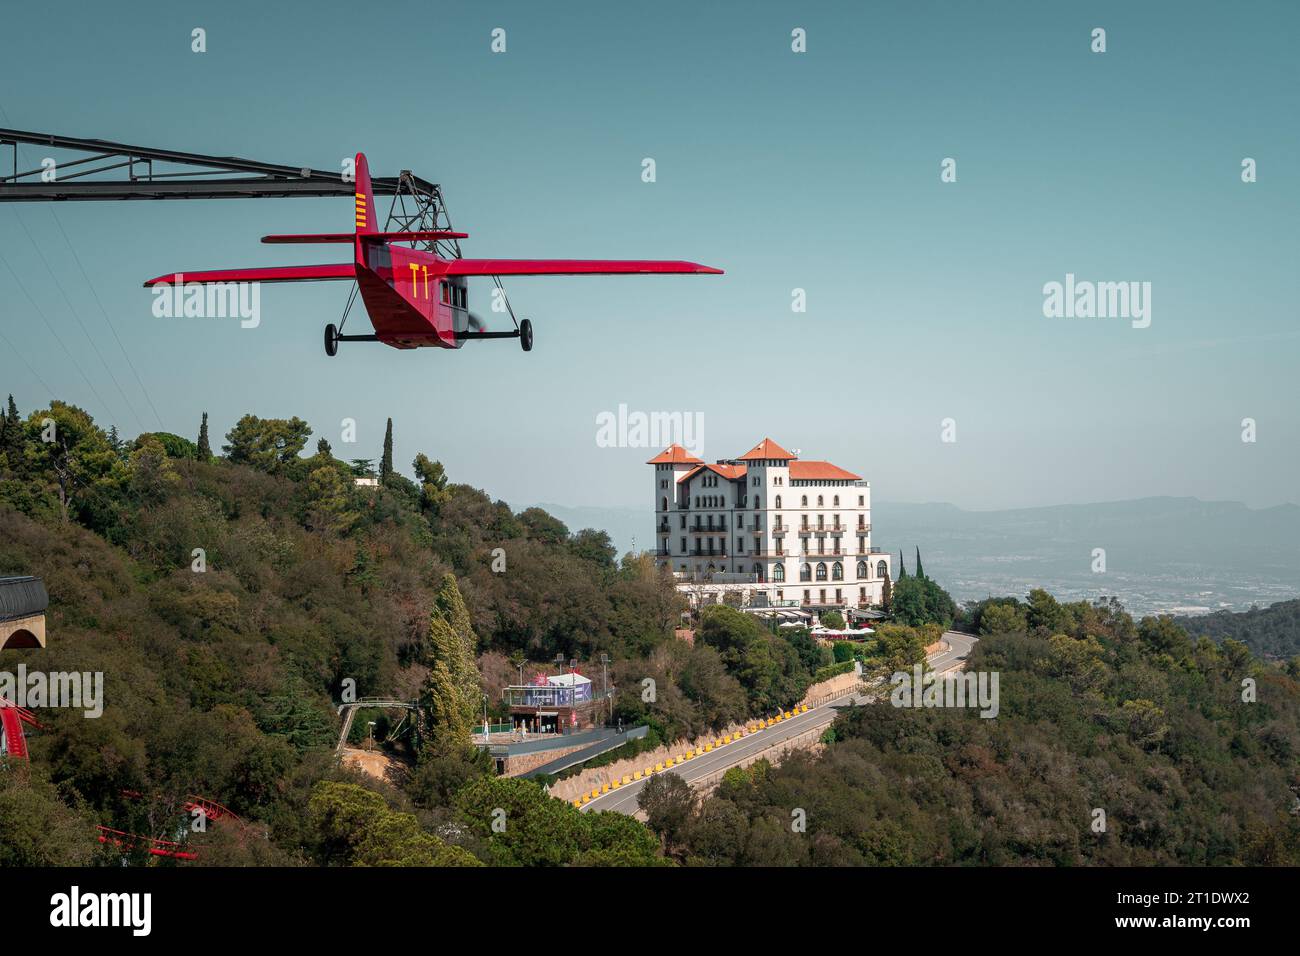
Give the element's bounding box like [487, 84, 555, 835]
[897, 550, 907, 579]
[914, 547, 925, 580]
[197, 412, 211, 460]
[419, 573, 481, 746]
[380, 418, 394, 481]
[881, 570, 893, 610]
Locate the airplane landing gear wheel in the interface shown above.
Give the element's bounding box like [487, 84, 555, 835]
[520, 318, 533, 352]
[324, 323, 338, 357]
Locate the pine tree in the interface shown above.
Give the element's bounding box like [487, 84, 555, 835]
[2, 394, 22, 463]
[317, 437, 333, 457]
[197, 412, 211, 460]
[419, 573, 481, 747]
[380, 418, 394, 481]
[914, 547, 924, 580]
[897, 550, 907, 579]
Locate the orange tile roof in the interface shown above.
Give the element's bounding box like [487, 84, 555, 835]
[647, 444, 704, 465]
[789, 460, 861, 481]
[681, 463, 747, 483]
[736, 437, 796, 461]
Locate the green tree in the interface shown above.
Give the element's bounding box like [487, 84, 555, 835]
[821, 610, 845, 630]
[380, 417, 393, 481]
[307, 781, 479, 866]
[914, 547, 925, 580]
[455, 775, 587, 866]
[412, 453, 449, 513]
[196, 411, 211, 460]
[25, 401, 119, 523]
[638, 771, 696, 853]
[223, 414, 311, 474]
[419, 573, 481, 747]
[897, 550, 907, 579]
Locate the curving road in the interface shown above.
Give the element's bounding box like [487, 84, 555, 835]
[582, 630, 979, 815]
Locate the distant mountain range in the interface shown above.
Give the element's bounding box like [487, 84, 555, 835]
[531, 497, 1300, 617]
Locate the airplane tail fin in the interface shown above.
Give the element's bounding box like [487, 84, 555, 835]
[353, 153, 376, 238]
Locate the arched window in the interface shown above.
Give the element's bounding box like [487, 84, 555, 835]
[753, 562, 763, 582]
[815, 562, 828, 581]
[817, 495, 824, 507]
[661, 496, 668, 511]
[833, 495, 840, 506]
[832, 561, 844, 581]
[800, 563, 812, 582]
[857, 560, 869, 579]
[876, 560, 888, 578]
[801, 495, 808, 506]
[775, 494, 782, 508]
[754, 496, 761, 509]
[774, 563, 785, 582]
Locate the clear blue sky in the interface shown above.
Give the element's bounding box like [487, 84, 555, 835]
[2, 0, 1296, 511]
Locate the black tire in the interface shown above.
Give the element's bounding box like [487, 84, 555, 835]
[520, 318, 533, 352]
[324, 323, 338, 357]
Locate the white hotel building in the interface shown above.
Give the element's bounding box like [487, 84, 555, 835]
[650, 438, 891, 611]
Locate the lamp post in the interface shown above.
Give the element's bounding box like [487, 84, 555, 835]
[600, 653, 611, 726]
[482, 694, 490, 743]
[569, 658, 578, 732]
[366, 720, 376, 752]
[554, 653, 565, 735]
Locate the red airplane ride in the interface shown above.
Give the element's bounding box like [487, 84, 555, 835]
[144, 153, 722, 356]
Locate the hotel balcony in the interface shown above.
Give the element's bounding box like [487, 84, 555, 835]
[688, 548, 728, 557]
[689, 522, 727, 533]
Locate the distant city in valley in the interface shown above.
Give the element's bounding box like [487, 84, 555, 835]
[534, 496, 1300, 618]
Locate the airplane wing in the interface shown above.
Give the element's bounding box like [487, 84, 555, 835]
[261, 231, 468, 244]
[143, 264, 355, 287]
[441, 258, 723, 277]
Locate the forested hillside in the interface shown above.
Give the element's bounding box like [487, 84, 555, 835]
[642, 593, 1300, 865]
[1174, 600, 1300, 661]
[3, 397, 1297, 867]
[0, 397, 833, 865]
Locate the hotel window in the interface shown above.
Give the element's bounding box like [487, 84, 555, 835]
[800, 563, 812, 582]
[835, 588, 842, 602]
[832, 561, 844, 581]
[680, 516, 686, 528]
[801, 495, 808, 506]
[774, 563, 785, 582]
[777, 589, 784, 600]
[817, 495, 824, 506]
[680, 537, 686, 551]
[736, 538, 743, 552]
[860, 587, 866, 601]
[857, 560, 869, 578]
[833, 495, 839, 506]
[858, 495, 865, 506]
[815, 562, 828, 581]
[803, 589, 810, 603]
[775, 495, 782, 508]
[661, 497, 667, 511]
[819, 588, 826, 603]
[877, 560, 888, 578]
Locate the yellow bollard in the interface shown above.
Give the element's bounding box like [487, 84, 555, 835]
[622, 775, 631, 785]
[633, 771, 642, 780]
[665, 758, 674, 767]
[654, 762, 663, 772]
[801, 704, 809, 713]
[591, 789, 600, 799]
[581, 795, 589, 804]
[573, 799, 582, 808]
[645, 767, 653, 777]
[704, 743, 712, 752]
[687, 750, 694, 758]
[723, 735, 731, 744]
[612, 779, 621, 788]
